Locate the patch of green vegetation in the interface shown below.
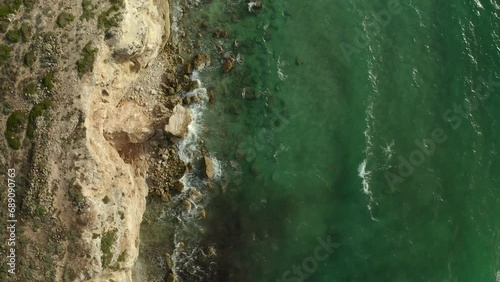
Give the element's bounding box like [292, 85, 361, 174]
[20, 22, 32, 42]
[56, 11, 75, 28]
[76, 42, 97, 77]
[0, 20, 9, 33]
[4, 110, 26, 150]
[0, 44, 11, 65]
[81, 0, 96, 21]
[6, 110, 26, 133]
[102, 195, 110, 204]
[0, 0, 21, 18]
[34, 205, 46, 217]
[24, 50, 36, 67]
[119, 211, 124, 220]
[117, 251, 126, 262]
[41, 72, 55, 90]
[97, 3, 122, 35]
[26, 99, 51, 138]
[5, 29, 20, 43]
[0, 5, 9, 18]
[9, 0, 21, 12]
[101, 230, 117, 267]
[68, 183, 85, 206]
[23, 81, 37, 95]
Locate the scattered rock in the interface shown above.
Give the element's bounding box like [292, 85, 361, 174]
[189, 189, 203, 203]
[188, 80, 201, 92]
[181, 200, 192, 212]
[223, 57, 236, 73]
[164, 105, 192, 138]
[166, 95, 182, 109]
[203, 156, 216, 179]
[200, 209, 207, 219]
[172, 181, 184, 192]
[185, 62, 194, 74]
[192, 54, 211, 70]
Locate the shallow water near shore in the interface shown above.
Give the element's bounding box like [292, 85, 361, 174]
[138, 0, 499, 281]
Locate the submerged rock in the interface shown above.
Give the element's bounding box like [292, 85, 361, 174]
[214, 29, 229, 38]
[208, 87, 216, 104]
[164, 104, 192, 138]
[223, 57, 236, 73]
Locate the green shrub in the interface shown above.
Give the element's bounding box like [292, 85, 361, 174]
[97, 5, 122, 34]
[117, 251, 126, 262]
[102, 195, 110, 204]
[0, 0, 20, 18]
[41, 72, 55, 90]
[24, 50, 36, 66]
[9, 0, 21, 12]
[23, 81, 37, 95]
[56, 12, 75, 28]
[0, 5, 10, 18]
[76, 42, 97, 77]
[7, 110, 26, 133]
[5, 130, 21, 149]
[0, 20, 9, 33]
[34, 205, 46, 217]
[26, 100, 51, 138]
[5, 29, 20, 43]
[5, 110, 26, 150]
[20, 22, 32, 42]
[0, 44, 10, 64]
[81, 0, 95, 21]
[101, 230, 117, 267]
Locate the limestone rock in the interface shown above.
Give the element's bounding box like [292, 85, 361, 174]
[193, 54, 211, 70]
[164, 105, 192, 138]
[104, 101, 155, 144]
[203, 156, 215, 179]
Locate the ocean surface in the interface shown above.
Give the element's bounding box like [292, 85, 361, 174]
[136, 0, 500, 281]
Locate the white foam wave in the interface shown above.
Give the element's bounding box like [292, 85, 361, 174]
[277, 56, 288, 81]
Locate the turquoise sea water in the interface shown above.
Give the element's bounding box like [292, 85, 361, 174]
[140, 0, 500, 281]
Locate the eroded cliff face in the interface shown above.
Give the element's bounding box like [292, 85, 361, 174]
[72, 0, 170, 280]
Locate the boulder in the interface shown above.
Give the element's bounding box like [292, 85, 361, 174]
[203, 156, 215, 179]
[223, 57, 236, 73]
[164, 105, 192, 138]
[104, 101, 155, 144]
